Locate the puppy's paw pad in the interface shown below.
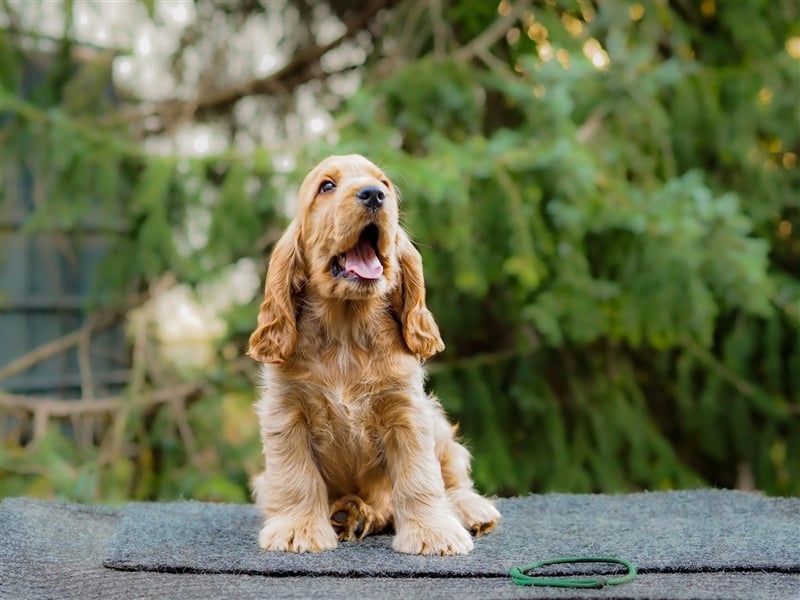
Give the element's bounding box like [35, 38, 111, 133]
[329, 495, 374, 542]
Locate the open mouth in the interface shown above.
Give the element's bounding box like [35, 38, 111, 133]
[331, 224, 383, 282]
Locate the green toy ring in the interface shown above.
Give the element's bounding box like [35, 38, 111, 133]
[509, 556, 637, 588]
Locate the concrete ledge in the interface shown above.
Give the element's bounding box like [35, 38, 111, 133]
[2, 490, 798, 599]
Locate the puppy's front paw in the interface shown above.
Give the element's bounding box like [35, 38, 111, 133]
[392, 513, 473, 556]
[258, 516, 338, 553]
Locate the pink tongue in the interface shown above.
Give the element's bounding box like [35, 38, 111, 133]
[345, 239, 383, 279]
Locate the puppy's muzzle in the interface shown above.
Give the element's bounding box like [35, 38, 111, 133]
[357, 185, 385, 212]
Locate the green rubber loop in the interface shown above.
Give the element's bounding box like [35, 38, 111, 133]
[509, 556, 637, 588]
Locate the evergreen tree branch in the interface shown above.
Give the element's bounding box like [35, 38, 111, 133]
[453, 0, 531, 64]
[0, 383, 204, 442]
[0, 277, 175, 381]
[117, 0, 392, 128]
[0, 314, 118, 382]
[682, 338, 786, 416]
[2, 87, 355, 162]
[428, 346, 536, 374]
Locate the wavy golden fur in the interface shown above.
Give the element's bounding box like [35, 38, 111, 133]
[248, 154, 499, 555]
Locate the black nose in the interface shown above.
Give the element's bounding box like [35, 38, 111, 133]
[356, 185, 385, 211]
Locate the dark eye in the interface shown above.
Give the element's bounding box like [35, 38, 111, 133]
[319, 180, 336, 194]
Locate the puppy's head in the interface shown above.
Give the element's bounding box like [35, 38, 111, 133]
[248, 154, 443, 364]
[297, 154, 400, 301]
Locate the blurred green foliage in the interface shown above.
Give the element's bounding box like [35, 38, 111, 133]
[1, 0, 798, 502]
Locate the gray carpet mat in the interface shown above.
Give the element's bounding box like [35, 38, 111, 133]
[3, 494, 800, 599]
[102, 489, 800, 577]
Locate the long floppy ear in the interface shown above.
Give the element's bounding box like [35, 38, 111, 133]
[248, 221, 305, 363]
[395, 230, 445, 360]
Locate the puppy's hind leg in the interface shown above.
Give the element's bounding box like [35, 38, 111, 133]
[437, 422, 501, 537]
[329, 495, 377, 541]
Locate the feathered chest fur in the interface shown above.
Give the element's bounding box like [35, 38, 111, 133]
[291, 301, 414, 391]
[278, 316, 421, 484]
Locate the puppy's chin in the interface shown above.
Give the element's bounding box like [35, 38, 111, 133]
[318, 272, 392, 302]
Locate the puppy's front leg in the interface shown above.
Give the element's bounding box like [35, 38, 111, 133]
[253, 403, 337, 553]
[381, 397, 473, 556]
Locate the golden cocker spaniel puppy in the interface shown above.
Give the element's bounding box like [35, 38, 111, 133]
[248, 154, 500, 555]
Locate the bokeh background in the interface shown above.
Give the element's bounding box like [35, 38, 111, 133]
[1, 0, 798, 503]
